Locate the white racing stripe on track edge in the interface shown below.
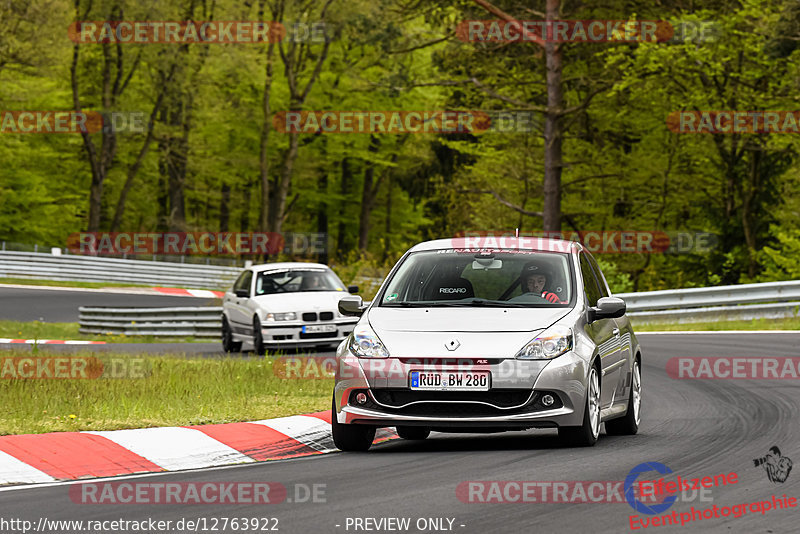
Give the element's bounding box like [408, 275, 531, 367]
[250, 415, 336, 453]
[0, 450, 56, 485]
[84, 427, 255, 471]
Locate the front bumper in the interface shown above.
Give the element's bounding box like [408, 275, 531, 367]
[333, 348, 590, 429]
[259, 320, 357, 347]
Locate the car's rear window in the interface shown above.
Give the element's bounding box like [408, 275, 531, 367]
[255, 269, 345, 295]
[379, 250, 574, 307]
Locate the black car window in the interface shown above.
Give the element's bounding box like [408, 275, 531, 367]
[585, 252, 610, 297]
[579, 252, 603, 307]
[233, 271, 248, 292]
[254, 269, 345, 295]
[235, 271, 253, 295]
[379, 250, 573, 307]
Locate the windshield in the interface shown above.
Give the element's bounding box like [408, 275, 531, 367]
[379, 250, 574, 308]
[255, 269, 345, 295]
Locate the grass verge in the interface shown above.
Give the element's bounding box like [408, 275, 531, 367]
[0, 320, 204, 343]
[0, 349, 331, 435]
[633, 317, 800, 331]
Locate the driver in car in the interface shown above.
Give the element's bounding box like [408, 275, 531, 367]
[521, 264, 561, 303]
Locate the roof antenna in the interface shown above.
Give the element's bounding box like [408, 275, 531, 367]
[515, 227, 519, 238]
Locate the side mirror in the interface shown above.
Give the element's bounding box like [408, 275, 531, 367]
[339, 295, 367, 317]
[347, 285, 359, 294]
[588, 296, 626, 322]
[234, 289, 249, 298]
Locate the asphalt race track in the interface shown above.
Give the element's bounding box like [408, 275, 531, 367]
[1, 332, 799, 533]
[0, 286, 216, 322]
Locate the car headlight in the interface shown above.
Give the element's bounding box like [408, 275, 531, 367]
[348, 323, 389, 359]
[265, 312, 297, 321]
[516, 325, 573, 360]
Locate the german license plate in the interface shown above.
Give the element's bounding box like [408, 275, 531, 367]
[302, 324, 336, 334]
[409, 370, 490, 391]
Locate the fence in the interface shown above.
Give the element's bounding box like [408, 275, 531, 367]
[79, 307, 223, 337]
[74, 281, 800, 338]
[618, 281, 800, 324]
[0, 251, 241, 289]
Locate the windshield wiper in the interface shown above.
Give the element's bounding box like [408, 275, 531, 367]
[385, 299, 529, 308]
[438, 299, 531, 308]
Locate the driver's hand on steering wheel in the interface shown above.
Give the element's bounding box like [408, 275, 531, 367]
[542, 291, 560, 303]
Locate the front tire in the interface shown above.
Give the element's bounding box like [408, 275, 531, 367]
[559, 365, 601, 447]
[331, 395, 375, 452]
[252, 317, 266, 356]
[222, 316, 242, 353]
[605, 358, 641, 435]
[396, 426, 430, 440]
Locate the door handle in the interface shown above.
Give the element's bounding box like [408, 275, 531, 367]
[612, 328, 620, 337]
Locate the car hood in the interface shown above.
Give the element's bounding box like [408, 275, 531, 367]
[252, 291, 349, 312]
[366, 306, 572, 359]
[368, 306, 570, 333]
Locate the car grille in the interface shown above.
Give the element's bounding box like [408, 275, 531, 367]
[299, 331, 338, 340]
[354, 389, 562, 418]
[302, 311, 335, 322]
[373, 389, 530, 408]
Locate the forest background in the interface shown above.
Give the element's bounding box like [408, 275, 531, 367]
[2, 0, 800, 293]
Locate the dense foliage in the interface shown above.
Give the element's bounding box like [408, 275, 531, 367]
[1, 0, 798, 291]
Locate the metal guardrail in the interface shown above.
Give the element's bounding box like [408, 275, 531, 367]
[628, 302, 800, 324]
[0, 251, 240, 289]
[75, 280, 800, 337]
[618, 281, 800, 324]
[617, 281, 800, 311]
[79, 307, 223, 337]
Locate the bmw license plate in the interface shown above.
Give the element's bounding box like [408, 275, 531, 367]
[302, 324, 337, 334]
[409, 370, 490, 391]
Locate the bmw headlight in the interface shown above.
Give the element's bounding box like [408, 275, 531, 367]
[348, 323, 389, 359]
[516, 325, 573, 360]
[266, 312, 297, 321]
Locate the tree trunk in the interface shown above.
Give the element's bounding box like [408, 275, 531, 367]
[259, 40, 276, 232]
[270, 128, 300, 233]
[158, 97, 189, 232]
[542, 0, 563, 232]
[219, 182, 231, 232]
[317, 170, 329, 264]
[239, 185, 250, 231]
[110, 69, 174, 232]
[742, 148, 760, 278]
[383, 173, 392, 262]
[337, 157, 352, 257]
[358, 136, 381, 251]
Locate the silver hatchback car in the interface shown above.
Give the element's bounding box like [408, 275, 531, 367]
[332, 237, 642, 450]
